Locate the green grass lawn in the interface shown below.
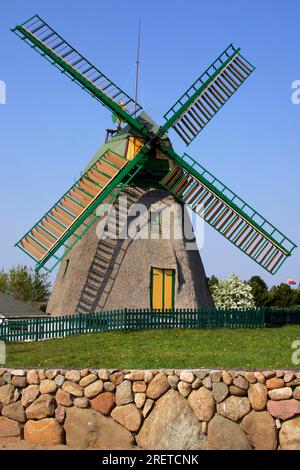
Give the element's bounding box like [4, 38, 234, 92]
[3, 326, 300, 369]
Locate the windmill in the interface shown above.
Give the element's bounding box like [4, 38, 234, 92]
[12, 15, 296, 314]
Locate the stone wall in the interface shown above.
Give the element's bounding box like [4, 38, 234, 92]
[0, 368, 300, 450]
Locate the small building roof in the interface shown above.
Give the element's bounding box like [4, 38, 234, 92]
[0, 294, 48, 319]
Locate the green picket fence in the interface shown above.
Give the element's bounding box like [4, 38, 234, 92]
[0, 308, 265, 342]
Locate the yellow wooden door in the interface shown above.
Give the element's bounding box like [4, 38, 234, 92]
[151, 268, 163, 310]
[164, 269, 174, 310]
[151, 268, 175, 310]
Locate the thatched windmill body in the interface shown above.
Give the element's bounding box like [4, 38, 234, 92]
[12, 16, 297, 314]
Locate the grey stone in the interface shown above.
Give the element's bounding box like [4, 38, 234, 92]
[268, 387, 293, 400]
[26, 394, 55, 420]
[2, 372, 12, 384]
[63, 380, 84, 397]
[21, 385, 40, 408]
[143, 399, 154, 418]
[103, 381, 116, 392]
[65, 370, 81, 383]
[74, 397, 89, 408]
[84, 380, 103, 399]
[2, 401, 26, 423]
[27, 370, 40, 385]
[147, 372, 169, 400]
[0, 416, 22, 440]
[217, 396, 251, 422]
[208, 415, 252, 450]
[211, 371, 222, 383]
[194, 371, 208, 380]
[116, 380, 133, 406]
[233, 375, 249, 390]
[241, 410, 277, 450]
[135, 392, 146, 409]
[98, 369, 109, 381]
[0, 384, 15, 405]
[168, 375, 179, 389]
[55, 405, 66, 424]
[229, 385, 247, 396]
[64, 407, 134, 449]
[10, 369, 26, 376]
[284, 372, 294, 383]
[45, 370, 59, 380]
[144, 371, 154, 383]
[202, 376, 212, 390]
[263, 370, 276, 379]
[293, 386, 300, 400]
[222, 371, 232, 385]
[39, 379, 57, 394]
[188, 387, 215, 421]
[11, 376, 27, 388]
[248, 383, 268, 411]
[254, 372, 265, 384]
[111, 404, 142, 432]
[54, 374, 65, 387]
[192, 378, 202, 390]
[178, 381, 192, 398]
[279, 416, 300, 450]
[179, 371, 194, 383]
[79, 374, 97, 388]
[137, 389, 207, 450]
[212, 382, 228, 403]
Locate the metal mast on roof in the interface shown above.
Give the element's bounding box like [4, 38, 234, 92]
[134, 19, 141, 115]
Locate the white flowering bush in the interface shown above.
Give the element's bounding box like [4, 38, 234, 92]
[211, 274, 255, 309]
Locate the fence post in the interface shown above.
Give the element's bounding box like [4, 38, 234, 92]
[35, 317, 39, 342]
[124, 308, 127, 332]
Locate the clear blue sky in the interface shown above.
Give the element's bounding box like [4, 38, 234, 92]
[0, 0, 299, 287]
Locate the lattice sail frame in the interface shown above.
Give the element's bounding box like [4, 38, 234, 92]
[12, 15, 143, 121]
[159, 152, 296, 275]
[161, 44, 255, 145]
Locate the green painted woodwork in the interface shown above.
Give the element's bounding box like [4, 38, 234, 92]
[16, 146, 149, 272]
[159, 44, 255, 144]
[12, 15, 146, 136]
[159, 148, 297, 274]
[0, 308, 265, 341]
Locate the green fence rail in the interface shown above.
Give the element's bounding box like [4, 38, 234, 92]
[0, 309, 265, 342]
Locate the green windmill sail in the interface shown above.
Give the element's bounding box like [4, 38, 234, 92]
[12, 15, 297, 275]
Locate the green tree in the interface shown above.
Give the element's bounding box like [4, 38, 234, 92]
[0, 269, 8, 294]
[292, 288, 300, 307]
[208, 275, 219, 294]
[0, 266, 51, 303]
[268, 283, 294, 308]
[248, 275, 268, 307]
[8, 266, 32, 302]
[31, 271, 51, 302]
[211, 274, 255, 309]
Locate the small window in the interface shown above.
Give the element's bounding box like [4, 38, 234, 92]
[150, 211, 162, 236]
[63, 259, 70, 278]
